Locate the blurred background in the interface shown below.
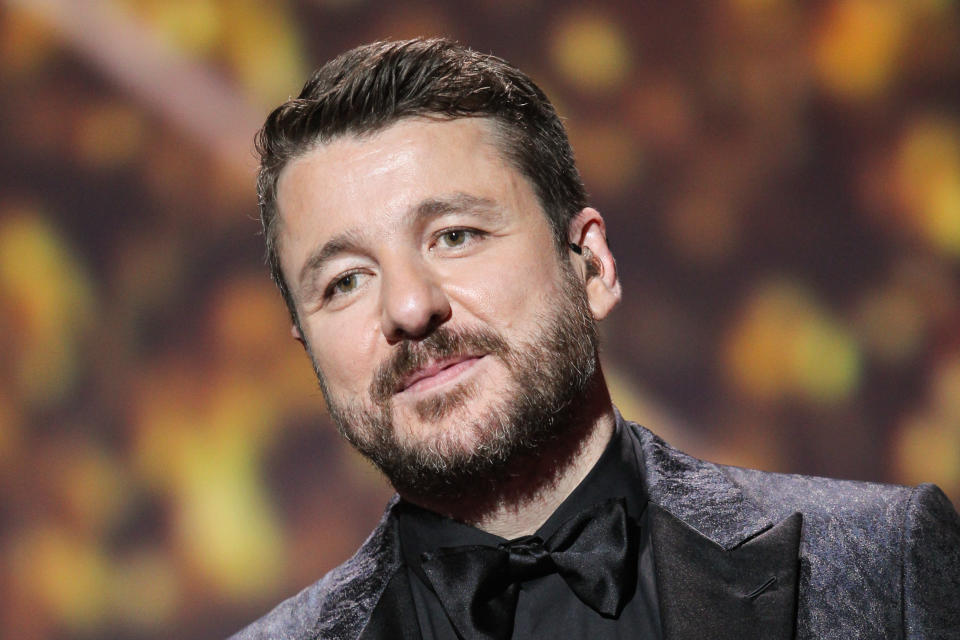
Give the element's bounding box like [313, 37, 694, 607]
[1, 0, 958, 637]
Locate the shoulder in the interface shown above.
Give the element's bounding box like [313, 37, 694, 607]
[715, 455, 960, 592]
[627, 416, 948, 529]
[625, 417, 960, 634]
[721, 463, 918, 521]
[228, 498, 403, 640]
[719, 460, 960, 550]
[900, 482, 960, 635]
[626, 417, 958, 549]
[723, 462, 960, 634]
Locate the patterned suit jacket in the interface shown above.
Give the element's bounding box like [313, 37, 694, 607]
[231, 418, 960, 639]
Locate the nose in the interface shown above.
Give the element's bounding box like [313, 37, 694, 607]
[379, 257, 451, 342]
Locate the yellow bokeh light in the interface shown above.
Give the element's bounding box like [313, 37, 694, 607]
[792, 312, 861, 403]
[172, 426, 285, 600]
[893, 414, 960, 490]
[0, 208, 95, 403]
[896, 115, 960, 256]
[131, 362, 286, 600]
[219, 0, 307, 106]
[550, 10, 632, 93]
[111, 0, 304, 106]
[113, 0, 223, 56]
[724, 286, 797, 401]
[132, 362, 279, 487]
[0, 5, 58, 75]
[723, 280, 861, 403]
[131, 363, 202, 492]
[11, 526, 111, 632]
[812, 0, 907, 101]
[923, 175, 960, 253]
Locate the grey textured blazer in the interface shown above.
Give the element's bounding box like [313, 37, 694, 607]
[231, 419, 960, 639]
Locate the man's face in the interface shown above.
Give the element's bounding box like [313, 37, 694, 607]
[275, 117, 599, 496]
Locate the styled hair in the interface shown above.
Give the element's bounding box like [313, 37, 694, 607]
[255, 38, 587, 324]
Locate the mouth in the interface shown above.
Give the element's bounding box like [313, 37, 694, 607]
[396, 355, 484, 396]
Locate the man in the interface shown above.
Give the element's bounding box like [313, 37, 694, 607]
[232, 38, 960, 640]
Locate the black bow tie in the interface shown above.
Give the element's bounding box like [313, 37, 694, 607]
[418, 498, 639, 640]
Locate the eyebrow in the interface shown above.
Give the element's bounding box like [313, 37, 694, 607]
[295, 192, 501, 295]
[416, 193, 499, 220]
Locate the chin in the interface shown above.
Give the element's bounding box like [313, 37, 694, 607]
[390, 382, 494, 455]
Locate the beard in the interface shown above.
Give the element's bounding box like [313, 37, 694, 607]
[310, 263, 600, 502]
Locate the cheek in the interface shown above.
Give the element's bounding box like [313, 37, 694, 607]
[306, 316, 382, 393]
[447, 258, 563, 331]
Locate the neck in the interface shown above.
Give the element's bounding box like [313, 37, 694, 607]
[473, 403, 615, 538]
[401, 373, 617, 539]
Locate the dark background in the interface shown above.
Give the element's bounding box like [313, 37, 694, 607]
[1, 1, 958, 638]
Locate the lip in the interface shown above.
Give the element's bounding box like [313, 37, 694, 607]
[397, 355, 484, 395]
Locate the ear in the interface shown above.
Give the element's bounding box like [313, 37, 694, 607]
[291, 323, 307, 348]
[567, 207, 622, 320]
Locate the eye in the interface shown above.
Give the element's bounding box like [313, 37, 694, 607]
[334, 273, 359, 293]
[433, 228, 485, 251]
[440, 229, 468, 247]
[325, 271, 366, 299]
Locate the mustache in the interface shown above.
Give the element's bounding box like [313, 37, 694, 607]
[370, 326, 509, 403]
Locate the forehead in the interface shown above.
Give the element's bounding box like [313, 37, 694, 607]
[273, 117, 551, 269]
[277, 116, 516, 213]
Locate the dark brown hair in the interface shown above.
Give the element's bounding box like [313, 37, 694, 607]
[255, 38, 587, 324]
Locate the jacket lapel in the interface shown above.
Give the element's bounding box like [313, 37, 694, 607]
[628, 420, 801, 640]
[650, 504, 801, 640]
[358, 569, 421, 640]
[306, 497, 412, 640]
